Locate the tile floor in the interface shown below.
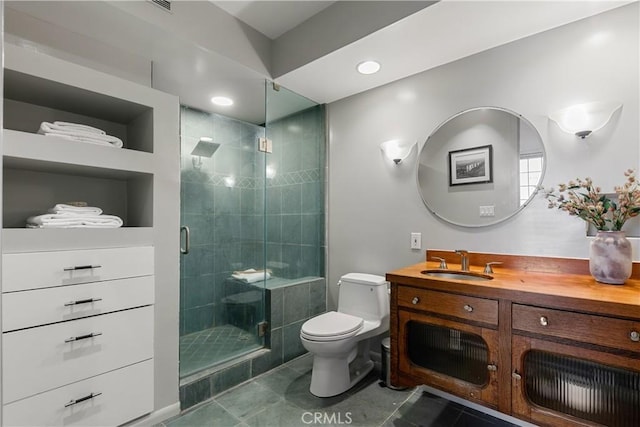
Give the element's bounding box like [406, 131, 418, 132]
[161, 353, 520, 427]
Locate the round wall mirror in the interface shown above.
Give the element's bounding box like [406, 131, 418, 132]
[417, 107, 546, 227]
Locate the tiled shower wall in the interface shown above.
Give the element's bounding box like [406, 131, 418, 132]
[265, 105, 326, 280]
[180, 104, 326, 336]
[180, 106, 265, 335]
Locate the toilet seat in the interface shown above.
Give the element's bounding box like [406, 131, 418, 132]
[301, 311, 363, 342]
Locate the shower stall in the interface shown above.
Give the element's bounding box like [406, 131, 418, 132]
[179, 81, 325, 379]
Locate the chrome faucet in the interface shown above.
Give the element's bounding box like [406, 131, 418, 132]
[455, 249, 469, 271]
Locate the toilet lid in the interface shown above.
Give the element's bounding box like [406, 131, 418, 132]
[301, 311, 363, 337]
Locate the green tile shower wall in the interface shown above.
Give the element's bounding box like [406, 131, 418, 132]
[180, 106, 265, 335]
[179, 104, 326, 336]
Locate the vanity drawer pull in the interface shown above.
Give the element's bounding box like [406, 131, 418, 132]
[64, 297, 102, 307]
[539, 316, 548, 326]
[63, 264, 102, 272]
[64, 392, 102, 408]
[631, 331, 640, 342]
[64, 332, 102, 343]
[464, 304, 473, 312]
[412, 297, 420, 305]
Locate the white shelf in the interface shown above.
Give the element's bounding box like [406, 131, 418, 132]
[2, 227, 154, 253]
[3, 129, 154, 178]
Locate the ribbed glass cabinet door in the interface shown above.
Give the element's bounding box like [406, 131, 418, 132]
[407, 321, 489, 386]
[524, 350, 640, 426]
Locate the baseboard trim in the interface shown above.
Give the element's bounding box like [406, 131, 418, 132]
[125, 402, 181, 427]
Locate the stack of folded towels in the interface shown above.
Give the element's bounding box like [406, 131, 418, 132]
[38, 121, 123, 148]
[231, 268, 272, 283]
[26, 203, 123, 229]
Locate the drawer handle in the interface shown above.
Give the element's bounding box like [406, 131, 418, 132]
[631, 331, 640, 342]
[64, 392, 102, 408]
[412, 297, 420, 305]
[512, 372, 522, 380]
[64, 332, 102, 343]
[539, 316, 548, 326]
[463, 304, 473, 312]
[64, 298, 103, 307]
[487, 364, 497, 371]
[63, 265, 102, 272]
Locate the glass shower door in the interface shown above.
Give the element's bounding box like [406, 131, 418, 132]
[179, 106, 267, 378]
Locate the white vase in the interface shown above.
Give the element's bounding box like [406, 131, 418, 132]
[589, 231, 632, 285]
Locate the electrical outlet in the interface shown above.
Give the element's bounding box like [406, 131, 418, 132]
[410, 232, 422, 250]
[479, 205, 495, 217]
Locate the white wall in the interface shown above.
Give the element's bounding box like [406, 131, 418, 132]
[327, 4, 639, 308]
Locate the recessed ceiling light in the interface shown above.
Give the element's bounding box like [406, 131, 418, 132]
[211, 96, 233, 106]
[357, 60, 381, 75]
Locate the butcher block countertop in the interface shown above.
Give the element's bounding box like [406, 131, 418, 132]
[386, 250, 640, 320]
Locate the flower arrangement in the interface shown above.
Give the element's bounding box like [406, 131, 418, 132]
[544, 169, 640, 231]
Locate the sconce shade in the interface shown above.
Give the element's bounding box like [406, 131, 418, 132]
[548, 101, 622, 138]
[380, 139, 416, 164]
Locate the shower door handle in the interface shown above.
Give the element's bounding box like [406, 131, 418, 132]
[180, 226, 190, 255]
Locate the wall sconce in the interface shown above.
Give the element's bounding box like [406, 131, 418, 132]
[380, 139, 416, 164]
[548, 101, 622, 139]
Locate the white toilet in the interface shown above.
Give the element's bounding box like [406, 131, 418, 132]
[300, 273, 390, 397]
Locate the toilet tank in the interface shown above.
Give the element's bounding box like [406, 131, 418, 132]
[337, 273, 389, 322]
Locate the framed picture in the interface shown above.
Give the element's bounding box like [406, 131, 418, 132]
[448, 144, 493, 186]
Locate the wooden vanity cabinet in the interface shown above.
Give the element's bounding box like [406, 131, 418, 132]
[388, 251, 640, 427]
[511, 305, 640, 427]
[393, 285, 501, 408]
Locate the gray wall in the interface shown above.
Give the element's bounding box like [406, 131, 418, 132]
[326, 4, 639, 308]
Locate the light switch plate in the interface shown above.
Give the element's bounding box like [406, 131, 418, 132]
[410, 232, 422, 250]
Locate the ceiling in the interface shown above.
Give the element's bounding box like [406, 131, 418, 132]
[3, 1, 635, 125]
[211, 1, 337, 40]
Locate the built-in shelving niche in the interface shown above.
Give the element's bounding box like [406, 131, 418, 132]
[4, 69, 154, 153]
[2, 63, 156, 232]
[3, 159, 153, 229]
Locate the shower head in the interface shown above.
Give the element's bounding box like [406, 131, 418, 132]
[191, 137, 220, 158]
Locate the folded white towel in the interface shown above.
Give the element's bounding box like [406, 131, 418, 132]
[48, 204, 103, 216]
[38, 122, 123, 148]
[26, 213, 123, 228]
[231, 269, 272, 283]
[51, 121, 106, 135]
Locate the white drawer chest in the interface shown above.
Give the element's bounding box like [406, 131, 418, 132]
[2, 247, 155, 426]
[0, 41, 181, 426]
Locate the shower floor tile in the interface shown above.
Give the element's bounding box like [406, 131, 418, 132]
[180, 325, 261, 377]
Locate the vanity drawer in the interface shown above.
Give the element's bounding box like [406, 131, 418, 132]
[2, 276, 154, 332]
[3, 359, 153, 427]
[397, 286, 498, 326]
[2, 246, 154, 292]
[512, 304, 640, 353]
[2, 305, 153, 403]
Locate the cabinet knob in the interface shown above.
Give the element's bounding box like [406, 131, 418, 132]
[512, 372, 522, 380]
[539, 316, 548, 326]
[487, 364, 497, 371]
[412, 297, 420, 305]
[463, 304, 473, 312]
[631, 330, 640, 342]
